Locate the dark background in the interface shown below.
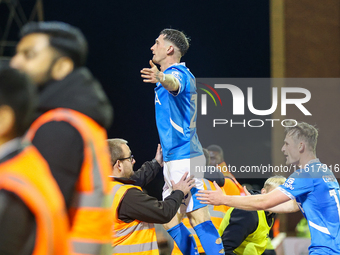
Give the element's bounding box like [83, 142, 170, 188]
[1, 0, 271, 198]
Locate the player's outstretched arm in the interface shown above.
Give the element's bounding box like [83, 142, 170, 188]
[243, 185, 299, 213]
[140, 60, 179, 92]
[267, 199, 300, 213]
[197, 182, 291, 211]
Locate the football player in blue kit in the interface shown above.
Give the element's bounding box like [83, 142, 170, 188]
[141, 29, 224, 255]
[198, 121, 340, 255]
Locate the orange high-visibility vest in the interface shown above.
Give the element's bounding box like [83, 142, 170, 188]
[0, 144, 70, 255]
[218, 162, 245, 196]
[272, 218, 280, 237]
[111, 181, 159, 255]
[171, 179, 229, 254]
[25, 108, 112, 255]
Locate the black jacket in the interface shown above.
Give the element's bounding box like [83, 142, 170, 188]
[116, 159, 184, 224]
[32, 68, 113, 208]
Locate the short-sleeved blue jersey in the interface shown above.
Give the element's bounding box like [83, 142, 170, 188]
[154, 63, 203, 162]
[277, 159, 340, 254]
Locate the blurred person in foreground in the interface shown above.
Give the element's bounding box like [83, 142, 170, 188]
[0, 67, 70, 255]
[10, 21, 113, 254]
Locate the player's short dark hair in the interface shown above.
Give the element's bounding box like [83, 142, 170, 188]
[160, 29, 190, 57]
[284, 121, 319, 154]
[207, 144, 224, 161]
[0, 67, 37, 136]
[20, 21, 88, 67]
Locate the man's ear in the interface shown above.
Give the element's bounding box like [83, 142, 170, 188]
[298, 142, 305, 153]
[167, 45, 175, 55]
[0, 105, 16, 139]
[51, 57, 74, 80]
[112, 160, 123, 176]
[116, 160, 124, 171]
[261, 188, 267, 194]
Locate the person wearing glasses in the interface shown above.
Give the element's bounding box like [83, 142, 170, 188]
[107, 138, 196, 254]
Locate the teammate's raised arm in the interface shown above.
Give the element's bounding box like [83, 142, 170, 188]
[197, 182, 290, 211]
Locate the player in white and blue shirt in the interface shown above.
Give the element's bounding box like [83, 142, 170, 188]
[154, 62, 203, 162]
[197, 121, 340, 255]
[155, 62, 206, 214]
[141, 29, 224, 255]
[278, 159, 340, 254]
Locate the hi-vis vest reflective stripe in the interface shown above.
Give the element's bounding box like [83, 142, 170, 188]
[202, 179, 228, 225]
[111, 181, 159, 255]
[171, 179, 228, 254]
[0, 144, 70, 255]
[219, 208, 272, 255]
[25, 108, 112, 255]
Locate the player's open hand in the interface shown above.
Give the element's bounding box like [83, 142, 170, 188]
[197, 181, 226, 205]
[141, 60, 163, 83]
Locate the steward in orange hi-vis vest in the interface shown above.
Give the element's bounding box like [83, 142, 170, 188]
[25, 108, 112, 255]
[111, 181, 159, 255]
[0, 144, 70, 255]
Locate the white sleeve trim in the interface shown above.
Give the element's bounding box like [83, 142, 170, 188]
[170, 118, 184, 135]
[276, 187, 296, 200]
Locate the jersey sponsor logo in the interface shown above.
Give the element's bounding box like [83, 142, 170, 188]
[155, 91, 161, 105]
[284, 178, 295, 190]
[323, 175, 337, 183]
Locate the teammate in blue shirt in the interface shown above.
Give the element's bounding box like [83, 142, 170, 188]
[198, 121, 340, 254]
[141, 29, 224, 255]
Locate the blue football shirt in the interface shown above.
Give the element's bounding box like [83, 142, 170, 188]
[277, 159, 340, 254]
[154, 63, 203, 162]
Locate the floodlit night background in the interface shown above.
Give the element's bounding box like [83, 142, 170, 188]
[3, 0, 340, 236]
[0, 0, 271, 195]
